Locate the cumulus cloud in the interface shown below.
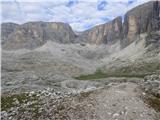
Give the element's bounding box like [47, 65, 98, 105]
[1, 0, 151, 31]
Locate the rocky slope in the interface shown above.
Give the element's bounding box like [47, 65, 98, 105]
[1, 1, 160, 50]
[1, 23, 19, 44]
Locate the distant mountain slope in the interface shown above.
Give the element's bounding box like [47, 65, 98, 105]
[2, 22, 76, 50]
[1, 1, 160, 50]
[1, 23, 19, 44]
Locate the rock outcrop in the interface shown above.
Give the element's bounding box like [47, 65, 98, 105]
[77, 1, 159, 47]
[122, 1, 160, 47]
[2, 22, 76, 50]
[79, 17, 122, 45]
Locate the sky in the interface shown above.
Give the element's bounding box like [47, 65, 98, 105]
[1, 0, 151, 31]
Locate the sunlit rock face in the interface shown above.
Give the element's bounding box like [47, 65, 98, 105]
[122, 1, 160, 46]
[2, 22, 76, 50]
[81, 17, 122, 45]
[79, 1, 159, 47]
[1, 1, 160, 50]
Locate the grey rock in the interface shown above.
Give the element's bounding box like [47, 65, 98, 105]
[121, 1, 160, 47]
[78, 17, 122, 45]
[1, 1, 160, 50]
[2, 22, 76, 50]
[1, 23, 19, 44]
[141, 74, 160, 97]
[79, 1, 160, 47]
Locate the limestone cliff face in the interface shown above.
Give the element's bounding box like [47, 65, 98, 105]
[122, 1, 160, 46]
[79, 1, 159, 46]
[1, 1, 159, 50]
[80, 17, 122, 45]
[2, 22, 76, 50]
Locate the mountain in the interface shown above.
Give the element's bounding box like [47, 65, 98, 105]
[1, 1, 160, 50]
[78, 17, 122, 45]
[122, 1, 160, 47]
[1, 23, 19, 44]
[81, 1, 160, 47]
[2, 22, 76, 50]
[1, 1, 160, 119]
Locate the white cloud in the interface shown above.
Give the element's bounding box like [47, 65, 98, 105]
[1, 0, 152, 31]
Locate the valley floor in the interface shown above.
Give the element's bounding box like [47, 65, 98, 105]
[1, 39, 160, 120]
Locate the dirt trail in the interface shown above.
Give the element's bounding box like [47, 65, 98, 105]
[1, 81, 159, 120]
[66, 82, 157, 120]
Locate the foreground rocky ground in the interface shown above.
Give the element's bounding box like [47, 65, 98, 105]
[1, 75, 160, 120]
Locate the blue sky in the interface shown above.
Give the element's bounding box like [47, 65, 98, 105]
[1, 0, 151, 31]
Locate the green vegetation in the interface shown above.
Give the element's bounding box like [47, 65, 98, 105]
[74, 69, 145, 80]
[1, 93, 29, 111]
[1, 92, 43, 119]
[74, 62, 160, 80]
[75, 70, 108, 80]
[1, 93, 39, 111]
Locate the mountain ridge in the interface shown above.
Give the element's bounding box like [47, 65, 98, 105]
[1, 1, 160, 50]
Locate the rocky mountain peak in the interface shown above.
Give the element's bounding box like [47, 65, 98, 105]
[1, 1, 160, 50]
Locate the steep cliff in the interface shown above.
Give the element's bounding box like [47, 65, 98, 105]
[122, 1, 160, 47]
[1, 1, 160, 50]
[77, 1, 159, 47]
[2, 22, 76, 50]
[79, 17, 122, 45]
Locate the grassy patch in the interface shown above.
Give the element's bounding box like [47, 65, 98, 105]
[1, 93, 29, 111]
[75, 70, 108, 80]
[74, 62, 160, 80]
[74, 69, 145, 80]
[1, 93, 39, 111]
[1, 92, 43, 119]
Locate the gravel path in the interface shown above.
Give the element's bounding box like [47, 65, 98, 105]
[2, 81, 158, 120]
[64, 82, 157, 120]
